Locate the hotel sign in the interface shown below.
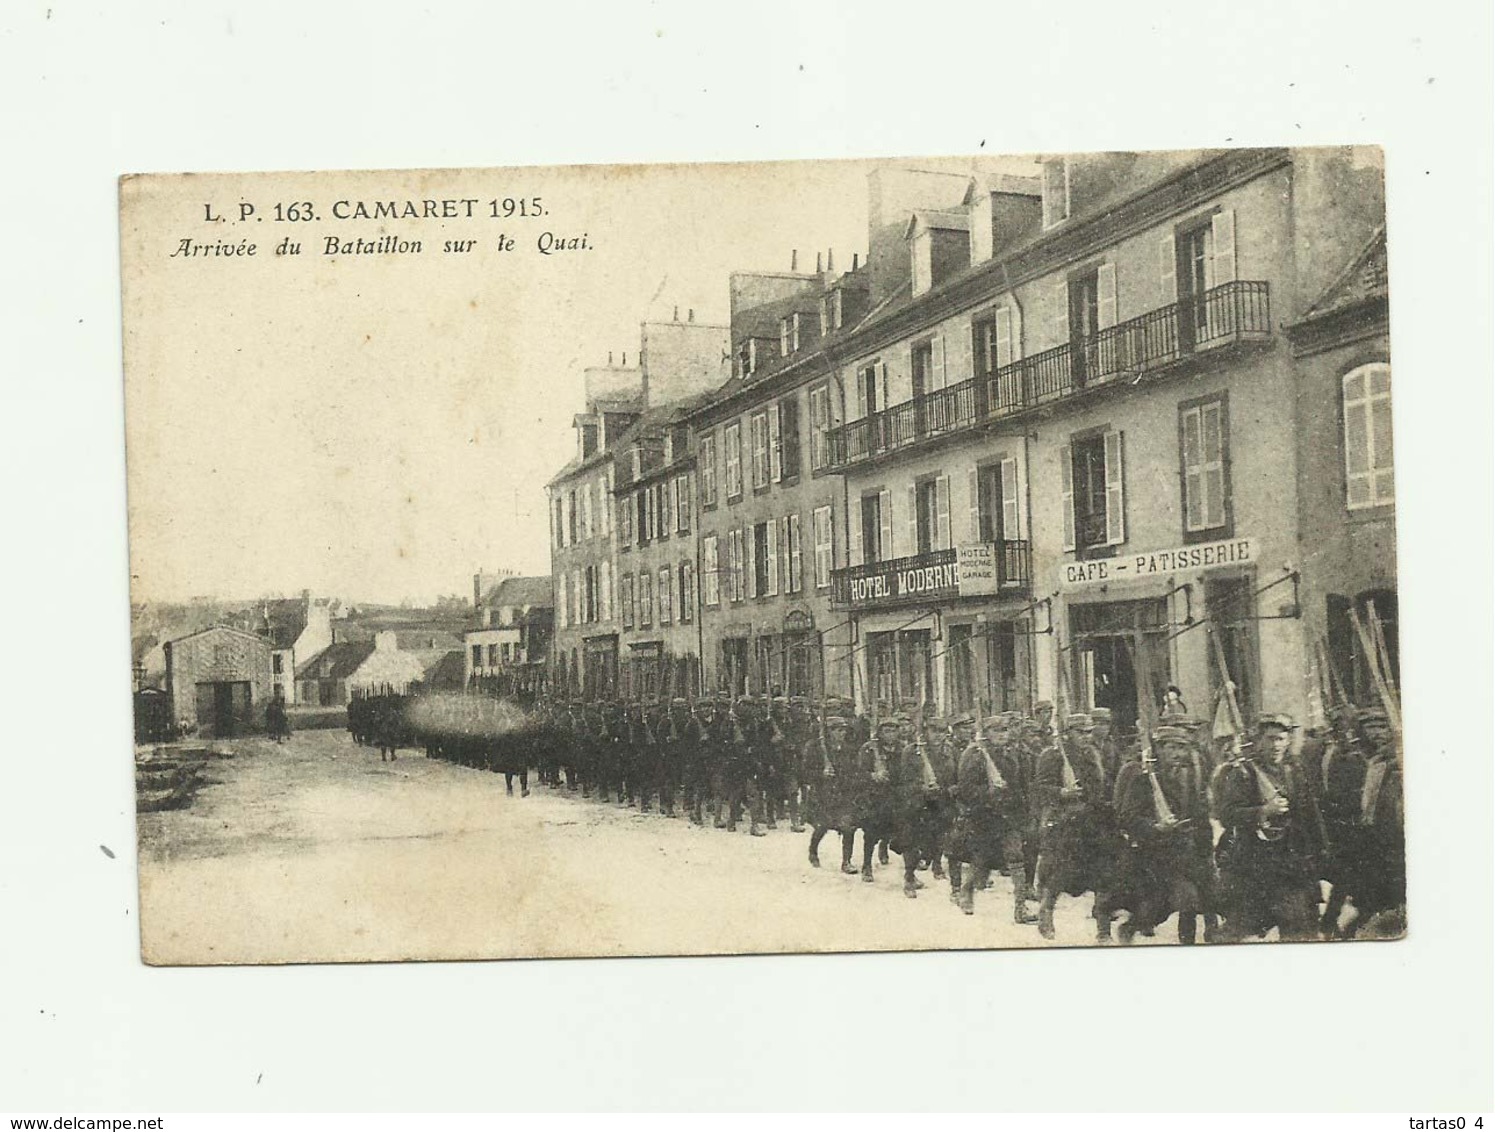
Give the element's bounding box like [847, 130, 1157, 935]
[838, 544, 1001, 608]
[1060, 537, 1259, 589]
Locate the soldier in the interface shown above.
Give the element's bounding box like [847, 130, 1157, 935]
[805, 708, 860, 873]
[1088, 706, 1121, 793]
[1113, 723, 1215, 944]
[853, 716, 903, 883]
[1034, 712, 1116, 941]
[951, 715, 1035, 922]
[1346, 708, 1404, 937]
[266, 692, 291, 744]
[1211, 713, 1326, 942]
[1304, 705, 1365, 938]
[940, 713, 977, 898]
[890, 711, 950, 899]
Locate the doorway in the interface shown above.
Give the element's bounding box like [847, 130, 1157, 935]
[1069, 600, 1170, 737]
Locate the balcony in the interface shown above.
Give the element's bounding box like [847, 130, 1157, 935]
[831, 540, 1032, 610]
[821, 280, 1271, 471]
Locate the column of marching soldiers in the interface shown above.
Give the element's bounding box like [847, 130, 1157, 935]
[346, 677, 1405, 944]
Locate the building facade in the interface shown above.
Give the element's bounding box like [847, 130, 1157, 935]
[464, 573, 554, 683]
[813, 148, 1387, 731]
[546, 316, 730, 700]
[163, 625, 274, 737]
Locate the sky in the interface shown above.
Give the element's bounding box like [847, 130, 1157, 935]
[122, 155, 1034, 606]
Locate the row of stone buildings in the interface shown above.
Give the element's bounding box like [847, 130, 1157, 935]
[547, 147, 1394, 733]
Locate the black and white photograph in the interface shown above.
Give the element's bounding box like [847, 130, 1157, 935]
[122, 147, 1404, 964]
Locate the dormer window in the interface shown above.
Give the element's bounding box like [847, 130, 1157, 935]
[1042, 157, 1070, 230]
[779, 318, 791, 357]
[791, 312, 803, 353]
[580, 422, 599, 458]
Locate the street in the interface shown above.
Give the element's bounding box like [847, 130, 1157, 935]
[139, 728, 1157, 965]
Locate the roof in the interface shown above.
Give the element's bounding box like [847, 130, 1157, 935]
[254, 598, 309, 649]
[481, 574, 553, 610]
[297, 641, 376, 681]
[1296, 225, 1388, 323]
[904, 209, 971, 237]
[163, 624, 270, 649]
[423, 649, 468, 687]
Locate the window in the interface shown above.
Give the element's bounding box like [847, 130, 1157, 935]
[1063, 264, 1116, 378]
[1180, 397, 1229, 533]
[779, 318, 791, 357]
[973, 307, 1015, 377]
[680, 562, 695, 623]
[645, 484, 657, 541]
[702, 535, 720, 607]
[655, 483, 669, 540]
[599, 559, 612, 622]
[699, 431, 718, 507]
[487, 644, 498, 667]
[554, 497, 565, 548]
[1326, 589, 1399, 702]
[658, 567, 673, 625]
[1062, 431, 1125, 552]
[728, 528, 745, 602]
[911, 339, 934, 400]
[859, 490, 893, 563]
[567, 490, 578, 544]
[675, 473, 691, 532]
[786, 513, 803, 594]
[621, 573, 635, 629]
[813, 505, 833, 588]
[634, 490, 647, 547]
[1041, 157, 1070, 229]
[831, 290, 843, 330]
[914, 475, 952, 554]
[557, 572, 567, 629]
[639, 570, 653, 628]
[750, 411, 770, 490]
[808, 384, 830, 470]
[472, 645, 483, 669]
[975, 458, 1020, 543]
[1343, 363, 1394, 509]
[752, 521, 776, 597]
[856, 362, 885, 418]
[724, 422, 743, 499]
[619, 489, 633, 546]
[272, 653, 284, 675]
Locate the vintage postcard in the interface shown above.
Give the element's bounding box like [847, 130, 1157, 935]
[122, 147, 1402, 965]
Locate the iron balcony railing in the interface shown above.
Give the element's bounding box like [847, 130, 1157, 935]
[830, 539, 1032, 609]
[820, 280, 1270, 471]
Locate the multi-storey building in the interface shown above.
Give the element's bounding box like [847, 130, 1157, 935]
[813, 148, 1388, 732]
[612, 401, 705, 698]
[464, 573, 553, 682]
[546, 315, 729, 698]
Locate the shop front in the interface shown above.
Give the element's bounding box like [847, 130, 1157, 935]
[832, 543, 1037, 717]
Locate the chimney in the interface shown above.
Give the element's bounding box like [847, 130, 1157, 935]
[687, 308, 695, 322]
[852, 252, 860, 271]
[608, 350, 614, 365]
[827, 248, 835, 274]
[791, 249, 798, 272]
[473, 572, 481, 609]
[622, 351, 627, 366]
[816, 251, 823, 273]
[673, 305, 680, 321]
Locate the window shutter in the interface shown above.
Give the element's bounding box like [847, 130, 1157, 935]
[967, 467, 980, 541]
[878, 488, 893, 562]
[1052, 281, 1069, 347]
[1211, 209, 1237, 285]
[856, 368, 868, 419]
[995, 307, 1014, 369]
[952, 319, 972, 382]
[1000, 456, 1019, 541]
[766, 519, 779, 596]
[668, 477, 678, 533]
[1182, 406, 1204, 530]
[769, 405, 782, 482]
[790, 515, 803, 593]
[1159, 231, 1177, 304]
[1097, 263, 1118, 330]
[935, 475, 951, 550]
[1105, 430, 1126, 545]
[906, 484, 918, 557]
[849, 495, 864, 566]
[600, 560, 611, 622]
[932, 335, 947, 391]
[879, 362, 890, 409]
[747, 529, 759, 601]
[1060, 444, 1076, 552]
